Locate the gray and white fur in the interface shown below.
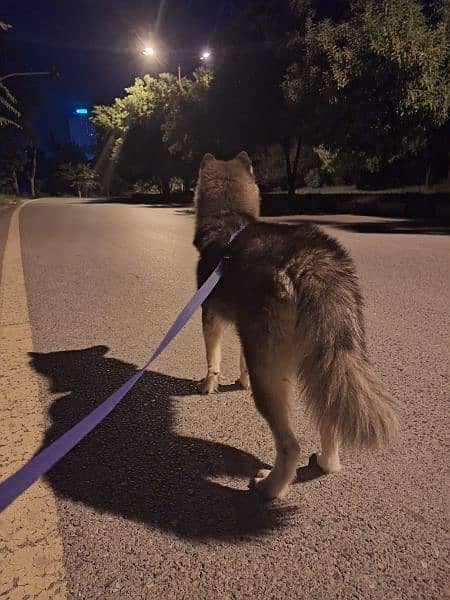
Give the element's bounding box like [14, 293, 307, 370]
[193, 151, 398, 500]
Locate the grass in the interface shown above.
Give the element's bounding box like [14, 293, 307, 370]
[0, 193, 19, 207]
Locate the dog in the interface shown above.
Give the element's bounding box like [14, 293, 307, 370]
[193, 151, 398, 500]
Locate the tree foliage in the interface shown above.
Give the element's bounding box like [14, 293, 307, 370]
[0, 21, 20, 129]
[91, 0, 449, 195]
[91, 68, 213, 193]
[56, 163, 98, 197]
[285, 0, 450, 184]
[0, 133, 27, 194]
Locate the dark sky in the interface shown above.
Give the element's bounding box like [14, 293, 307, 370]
[2, 0, 238, 150]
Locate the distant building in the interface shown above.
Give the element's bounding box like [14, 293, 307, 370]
[68, 108, 96, 151]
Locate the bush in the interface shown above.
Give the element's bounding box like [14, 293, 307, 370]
[0, 193, 16, 205]
[304, 167, 322, 188]
[170, 177, 184, 193]
[253, 145, 287, 191]
[0, 172, 15, 194]
[133, 180, 160, 194]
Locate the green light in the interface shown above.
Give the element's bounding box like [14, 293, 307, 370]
[76, 108, 88, 114]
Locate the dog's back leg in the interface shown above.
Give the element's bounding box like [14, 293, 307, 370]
[238, 349, 250, 390]
[317, 424, 341, 473]
[244, 347, 300, 500]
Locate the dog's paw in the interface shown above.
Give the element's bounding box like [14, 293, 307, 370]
[235, 374, 250, 390]
[197, 374, 219, 394]
[256, 468, 271, 480]
[315, 452, 341, 474]
[251, 469, 288, 501]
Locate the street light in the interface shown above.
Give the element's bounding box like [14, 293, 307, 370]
[200, 50, 212, 61]
[142, 46, 156, 57]
[0, 65, 59, 83]
[140, 45, 212, 87]
[141, 42, 185, 87]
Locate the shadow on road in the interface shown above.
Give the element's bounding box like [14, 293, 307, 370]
[86, 195, 193, 208]
[287, 217, 450, 236]
[81, 199, 449, 235]
[30, 346, 299, 540]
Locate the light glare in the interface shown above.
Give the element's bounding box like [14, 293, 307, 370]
[142, 46, 156, 56]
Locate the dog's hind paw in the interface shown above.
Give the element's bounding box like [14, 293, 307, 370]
[315, 452, 341, 474]
[197, 374, 219, 394]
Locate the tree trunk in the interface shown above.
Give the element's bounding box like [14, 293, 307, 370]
[12, 169, 20, 196]
[424, 163, 432, 189]
[29, 147, 37, 197]
[281, 137, 302, 213]
[292, 137, 302, 193]
[281, 140, 293, 206]
[182, 177, 191, 194]
[160, 178, 171, 198]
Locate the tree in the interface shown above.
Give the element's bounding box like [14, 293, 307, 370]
[92, 69, 214, 194]
[42, 141, 88, 195]
[1, 24, 42, 195]
[0, 81, 20, 128]
[93, 2, 302, 199]
[0, 21, 20, 129]
[0, 138, 27, 194]
[90, 0, 449, 197]
[207, 0, 303, 199]
[56, 163, 98, 198]
[161, 67, 214, 186]
[285, 0, 450, 186]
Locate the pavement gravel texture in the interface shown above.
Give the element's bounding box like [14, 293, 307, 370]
[0, 202, 67, 600]
[8, 197, 450, 598]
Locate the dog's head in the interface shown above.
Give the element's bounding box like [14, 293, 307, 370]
[194, 151, 260, 223]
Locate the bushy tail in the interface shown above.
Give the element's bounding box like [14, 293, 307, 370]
[303, 349, 398, 448]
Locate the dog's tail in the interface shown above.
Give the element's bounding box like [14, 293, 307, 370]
[303, 348, 398, 448]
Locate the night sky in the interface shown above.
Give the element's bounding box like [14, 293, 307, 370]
[2, 1, 238, 150]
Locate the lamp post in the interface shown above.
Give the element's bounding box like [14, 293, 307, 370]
[141, 45, 212, 88]
[0, 66, 59, 83]
[143, 44, 185, 86]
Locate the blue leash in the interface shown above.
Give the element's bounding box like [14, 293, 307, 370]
[0, 225, 246, 514]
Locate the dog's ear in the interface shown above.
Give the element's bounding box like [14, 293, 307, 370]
[200, 153, 215, 169]
[236, 151, 253, 174]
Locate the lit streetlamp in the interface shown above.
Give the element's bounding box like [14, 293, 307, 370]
[142, 43, 185, 87]
[142, 46, 156, 57]
[141, 45, 212, 87]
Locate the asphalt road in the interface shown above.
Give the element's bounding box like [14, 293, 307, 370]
[3, 197, 450, 598]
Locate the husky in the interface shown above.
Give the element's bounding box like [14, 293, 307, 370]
[193, 151, 398, 500]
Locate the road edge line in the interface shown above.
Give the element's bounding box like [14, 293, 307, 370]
[0, 201, 68, 599]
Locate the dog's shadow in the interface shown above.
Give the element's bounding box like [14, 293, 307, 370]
[30, 346, 301, 540]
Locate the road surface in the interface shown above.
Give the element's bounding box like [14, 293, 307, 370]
[1, 197, 449, 599]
